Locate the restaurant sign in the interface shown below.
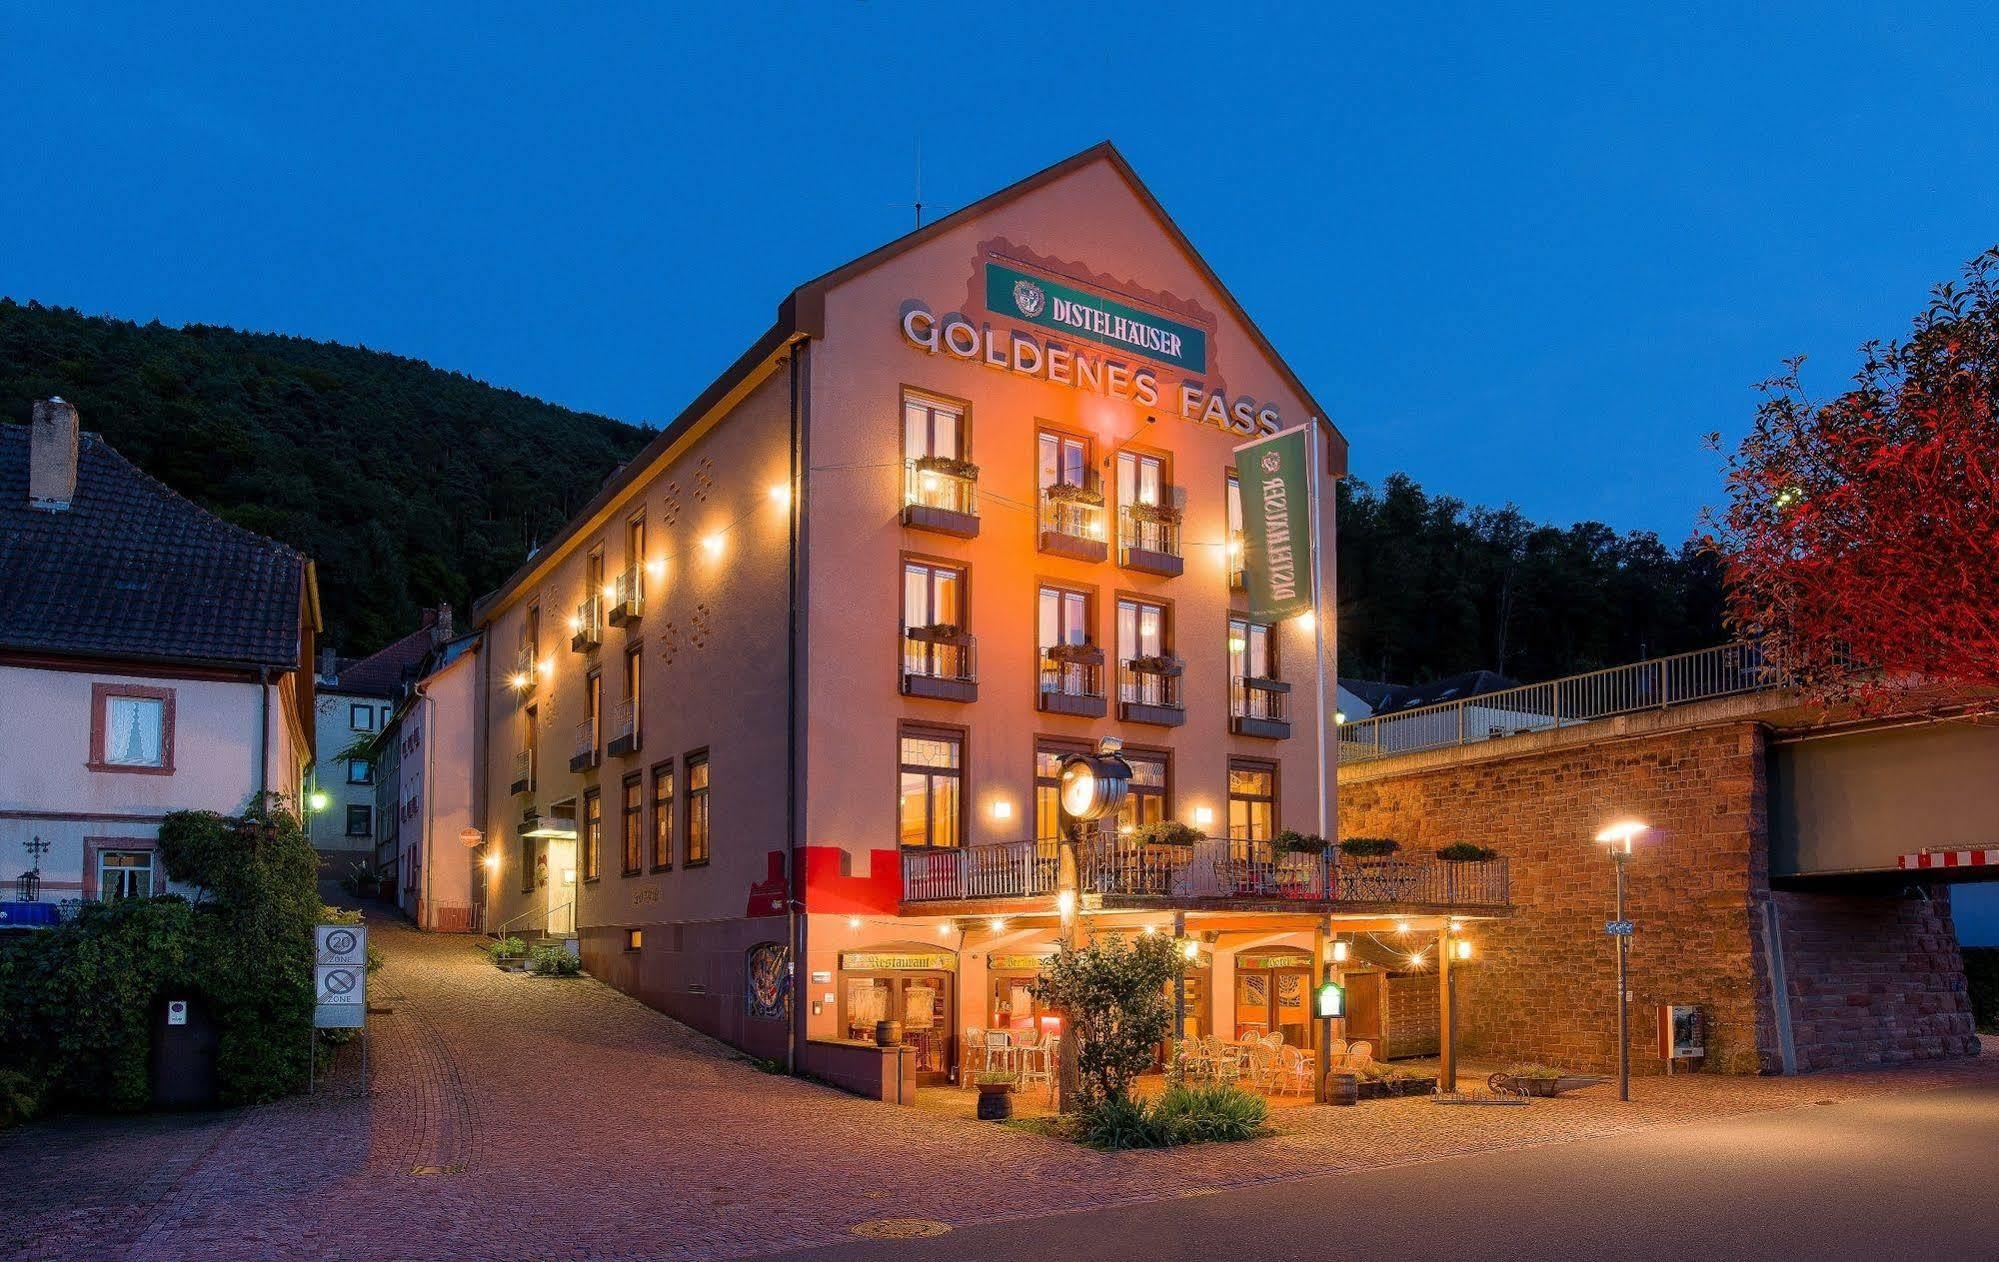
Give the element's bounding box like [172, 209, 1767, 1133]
[840, 952, 956, 973]
[985, 263, 1207, 374]
[1233, 425, 1318, 623]
[987, 953, 1053, 972]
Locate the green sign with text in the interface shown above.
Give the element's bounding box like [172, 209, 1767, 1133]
[1234, 426, 1317, 623]
[985, 262, 1208, 373]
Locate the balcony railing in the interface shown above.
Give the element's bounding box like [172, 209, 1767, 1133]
[607, 697, 639, 757]
[514, 644, 539, 695]
[902, 629, 977, 701]
[901, 837, 1509, 909]
[608, 569, 644, 627]
[1117, 504, 1183, 575]
[1039, 650, 1106, 717]
[570, 717, 599, 771]
[1118, 659, 1184, 724]
[1230, 675, 1291, 738]
[1337, 641, 1791, 763]
[1038, 481, 1108, 561]
[570, 595, 603, 652]
[510, 749, 534, 795]
[904, 458, 978, 517]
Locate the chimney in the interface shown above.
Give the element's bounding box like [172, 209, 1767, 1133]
[433, 603, 454, 644]
[320, 646, 338, 681]
[29, 398, 80, 510]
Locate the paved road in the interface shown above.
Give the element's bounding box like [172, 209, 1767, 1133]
[782, 1080, 1999, 1262]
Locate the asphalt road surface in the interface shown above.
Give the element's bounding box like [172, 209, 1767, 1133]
[779, 1081, 1999, 1262]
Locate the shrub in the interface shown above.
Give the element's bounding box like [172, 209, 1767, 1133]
[1276, 830, 1328, 855]
[1506, 1062, 1564, 1080]
[0, 1069, 42, 1128]
[1436, 841, 1498, 862]
[913, 453, 979, 480]
[1031, 935, 1180, 1109]
[1339, 837, 1402, 857]
[1082, 1094, 1174, 1150]
[1133, 820, 1205, 847]
[529, 945, 582, 977]
[972, 1070, 1016, 1088]
[1151, 1082, 1267, 1143]
[487, 936, 527, 963]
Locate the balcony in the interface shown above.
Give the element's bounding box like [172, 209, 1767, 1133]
[510, 748, 534, 796]
[606, 697, 640, 758]
[1118, 657, 1185, 727]
[570, 595, 603, 652]
[607, 569, 644, 628]
[1038, 481, 1108, 563]
[1037, 647, 1107, 718]
[512, 645, 540, 697]
[1229, 675, 1292, 740]
[1228, 530, 1246, 591]
[569, 718, 599, 773]
[902, 457, 980, 538]
[901, 836, 1510, 913]
[901, 627, 977, 703]
[1117, 504, 1184, 577]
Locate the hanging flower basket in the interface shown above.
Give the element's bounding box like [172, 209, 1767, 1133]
[1044, 482, 1105, 506]
[1127, 654, 1183, 677]
[1045, 642, 1105, 666]
[914, 454, 979, 481]
[1124, 500, 1182, 525]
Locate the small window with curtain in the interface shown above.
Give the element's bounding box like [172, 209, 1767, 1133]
[621, 773, 643, 875]
[582, 788, 602, 882]
[1227, 760, 1278, 853]
[91, 684, 173, 774]
[898, 725, 963, 848]
[650, 761, 674, 871]
[684, 752, 710, 865]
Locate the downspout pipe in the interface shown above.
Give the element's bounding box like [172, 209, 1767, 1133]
[257, 666, 272, 803]
[785, 336, 810, 1077]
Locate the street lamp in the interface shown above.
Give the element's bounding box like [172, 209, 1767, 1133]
[1594, 819, 1648, 1101]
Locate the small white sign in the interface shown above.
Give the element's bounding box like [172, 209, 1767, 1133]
[167, 999, 188, 1026]
[316, 923, 367, 967]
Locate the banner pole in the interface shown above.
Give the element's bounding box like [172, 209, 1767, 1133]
[1307, 419, 1329, 841]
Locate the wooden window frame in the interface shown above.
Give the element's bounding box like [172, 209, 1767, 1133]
[1114, 591, 1176, 660]
[581, 787, 603, 883]
[88, 682, 176, 776]
[83, 838, 159, 901]
[683, 749, 710, 867]
[1226, 756, 1280, 845]
[900, 386, 972, 464]
[649, 760, 675, 872]
[620, 771, 644, 876]
[896, 720, 967, 850]
[346, 804, 372, 837]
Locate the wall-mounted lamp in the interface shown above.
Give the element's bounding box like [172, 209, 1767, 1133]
[1192, 806, 1215, 828]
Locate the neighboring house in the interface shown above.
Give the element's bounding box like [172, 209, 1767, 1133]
[308, 607, 453, 864]
[371, 631, 481, 932]
[0, 399, 319, 915]
[1336, 671, 1548, 758]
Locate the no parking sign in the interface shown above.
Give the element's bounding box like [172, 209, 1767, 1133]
[314, 923, 368, 1029]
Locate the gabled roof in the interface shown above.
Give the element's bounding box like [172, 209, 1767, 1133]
[330, 624, 437, 697]
[475, 142, 1344, 624]
[0, 423, 310, 671]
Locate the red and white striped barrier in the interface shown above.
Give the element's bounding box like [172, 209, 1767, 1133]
[1897, 848, 1999, 871]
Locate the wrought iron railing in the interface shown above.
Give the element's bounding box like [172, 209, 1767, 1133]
[571, 595, 602, 649]
[512, 748, 534, 793]
[514, 644, 539, 692]
[1039, 482, 1107, 542]
[611, 698, 637, 747]
[1039, 654, 1104, 699]
[900, 837, 1509, 909]
[1118, 505, 1182, 561]
[1119, 661, 1183, 710]
[611, 569, 644, 619]
[573, 718, 597, 766]
[1337, 641, 1790, 763]
[902, 632, 977, 682]
[1230, 676, 1290, 722]
[904, 459, 978, 517]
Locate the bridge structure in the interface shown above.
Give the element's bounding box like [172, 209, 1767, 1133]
[1335, 643, 1991, 1079]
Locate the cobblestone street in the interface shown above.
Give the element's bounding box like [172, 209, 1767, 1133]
[3, 913, 1992, 1262]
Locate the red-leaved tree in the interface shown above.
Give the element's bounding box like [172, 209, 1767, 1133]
[1712, 246, 1999, 711]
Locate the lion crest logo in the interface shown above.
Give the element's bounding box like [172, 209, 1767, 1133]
[1261, 451, 1282, 475]
[1012, 279, 1046, 318]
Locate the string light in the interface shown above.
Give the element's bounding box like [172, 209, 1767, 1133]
[701, 534, 724, 557]
[989, 917, 1007, 933]
[847, 916, 861, 929]
[936, 922, 951, 937]
[768, 483, 792, 507]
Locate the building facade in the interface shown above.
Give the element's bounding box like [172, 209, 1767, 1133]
[467, 145, 1510, 1092]
[0, 399, 319, 918]
[373, 632, 480, 932]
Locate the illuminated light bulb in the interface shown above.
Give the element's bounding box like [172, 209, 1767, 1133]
[920, 471, 939, 492]
[1449, 920, 1463, 933]
[602, 584, 617, 602]
[1192, 807, 1215, 828]
[1119, 823, 1136, 836]
[1335, 711, 1347, 725]
[989, 917, 1007, 934]
[1228, 636, 1247, 653]
[1394, 920, 1410, 935]
[538, 657, 554, 678]
[702, 534, 724, 557]
[936, 922, 951, 937]
[1055, 890, 1076, 916]
[992, 800, 1013, 821]
[646, 559, 665, 579]
[1142, 925, 1156, 935]
[1181, 939, 1199, 961]
[1228, 538, 1243, 556]
[484, 853, 501, 872]
[768, 483, 792, 507]
[1408, 952, 1425, 968]
[1454, 939, 1474, 961]
[1294, 610, 1316, 632]
[308, 791, 330, 813]
[1330, 940, 1350, 963]
[847, 916, 861, 929]
[509, 672, 529, 690]
[568, 616, 582, 633]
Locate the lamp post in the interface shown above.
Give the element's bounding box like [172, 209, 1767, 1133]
[1053, 742, 1131, 1113]
[1594, 820, 1648, 1102]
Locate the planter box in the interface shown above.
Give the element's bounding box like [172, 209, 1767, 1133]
[1038, 689, 1106, 718]
[1039, 530, 1108, 564]
[902, 673, 977, 703]
[1119, 700, 1185, 728]
[1119, 545, 1183, 578]
[902, 503, 981, 539]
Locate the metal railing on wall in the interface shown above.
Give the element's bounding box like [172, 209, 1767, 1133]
[1337, 641, 1789, 763]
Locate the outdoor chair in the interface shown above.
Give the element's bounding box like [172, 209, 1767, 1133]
[1340, 1039, 1374, 1069]
[982, 1030, 1014, 1078]
[1275, 1045, 1313, 1096]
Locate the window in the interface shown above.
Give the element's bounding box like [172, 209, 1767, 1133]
[621, 773, 643, 875]
[347, 758, 373, 785]
[625, 513, 646, 597]
[91, 684, 173, 773]
[898, 726, 963, 848]
[650, 762, 674, 870]
[521, 834, 538, 894]
[582, 788, 602, 882]
[1116, 450, 1167, 507]
[904, 392, 966, 460]
[584, 668, 602, 760]
[1226, 472, 1245, 586]
[522, 704, 539, 789]
[1037, 584, 1090, 651]
[350, 703, 374, 732]
[1116, 751, 1170, 834]
[620, 643, 642, 745]
[1037, 429, 1090, 491]
[1116, 597, 1169, 661]
[1229, 617, 1276, 680]
[97, 849, 155, 901]
[684, 751, 710, 865]
[626, 928, 644, 952]
[902, 558, 967, 679]
[1227, 760, 1278, 847]
[1034, 740, 1090, 840]
[526, 602, 542, 660]
[347, 805, 372, 837]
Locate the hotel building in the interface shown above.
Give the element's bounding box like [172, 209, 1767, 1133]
[469, 144, 1509, 1096]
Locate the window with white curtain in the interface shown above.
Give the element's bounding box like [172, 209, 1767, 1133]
[104, 696, 165, 767]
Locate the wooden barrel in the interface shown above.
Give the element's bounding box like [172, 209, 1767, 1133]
[975, 1086, 1015, 1121]
[1326, 1071, 1359, 1106]
[874, 1019, 904, 1047]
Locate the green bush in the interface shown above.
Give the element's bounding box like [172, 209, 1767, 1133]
[0, 1068, 42, 1128]
[1339, 837, 1402, 857]
[0, 797, 320, 1113]
[1030, 935, 1180, 1109]
[1082, 1094, 1174, 1149]
[1436, 841, 1499, 862]
[1150, 1082, 1267, 1143]
[528, 945, 581, 977]
[487, 936, 527, 963]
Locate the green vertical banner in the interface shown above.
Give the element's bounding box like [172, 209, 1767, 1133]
[1234, 426, 1317, 624]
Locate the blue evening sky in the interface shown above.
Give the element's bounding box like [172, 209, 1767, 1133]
[7, 5, 1996, 934]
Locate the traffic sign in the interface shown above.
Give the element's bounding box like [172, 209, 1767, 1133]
[1605, 920, 1635, 937]
[314, 922, 368, 1029]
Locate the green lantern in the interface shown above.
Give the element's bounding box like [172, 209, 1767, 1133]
[1314, 979, 1345, 1019]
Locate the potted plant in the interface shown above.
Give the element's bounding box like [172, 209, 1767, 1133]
[1339, 837, 1401, 858]
[1276, 830, 1328, 855]
[1044, 481, 1104, 506]
[1436, 841, 1499, 862]
[1125, 500, 1182, 525]
[913, 453, 979, 481]
[905, 621, 965, 644]
[973, 1070, 1017, 1121]
[1126, 653, 1183, 677]
[1133, 820, 1205, 847]
[487, 935, 528, 969]
[1045, 641, 1105, 665]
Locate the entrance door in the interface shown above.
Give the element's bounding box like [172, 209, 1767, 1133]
[1343, 971, 1386, 1053]
[842, 972, 955, 1085]
[1234, 955, 1313, 1046]
[544, 839, 576, 935]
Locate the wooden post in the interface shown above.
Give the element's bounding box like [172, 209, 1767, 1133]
[1312, 916, 1330, 1102]
[1172, 909, 1187, 1047]
[1438, 922, 1457, 1093]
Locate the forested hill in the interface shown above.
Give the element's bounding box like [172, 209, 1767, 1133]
[0, 300, 1723, 676]
[0, 301, 651, 655]
[1336, 473, 1727, 685]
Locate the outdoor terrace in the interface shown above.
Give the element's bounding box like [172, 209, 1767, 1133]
[901, 837, 1509, 914]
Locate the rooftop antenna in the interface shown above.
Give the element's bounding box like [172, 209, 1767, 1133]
[913, 135, 924, 229]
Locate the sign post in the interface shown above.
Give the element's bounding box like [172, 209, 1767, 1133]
[313, 922, 369, 1093]
[1313, 973, 1345, 1103]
